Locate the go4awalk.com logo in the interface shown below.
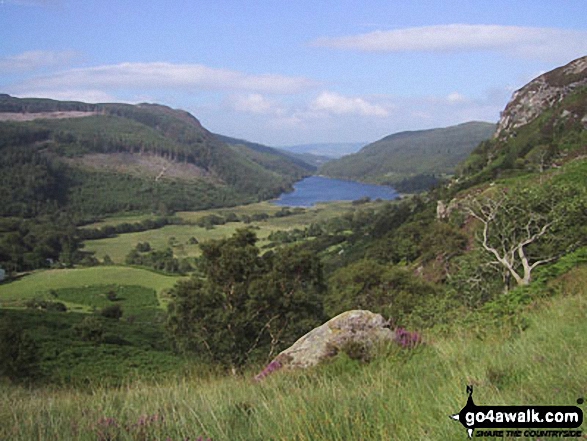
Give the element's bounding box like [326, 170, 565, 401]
[450, 386, 584, 439]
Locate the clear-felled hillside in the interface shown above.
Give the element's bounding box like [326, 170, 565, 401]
[0, 95, 312, 218]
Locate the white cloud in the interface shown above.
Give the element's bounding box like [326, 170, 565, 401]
[311, 24, 587, 62]
[396, 91, 505, 127]
[230, 93, 284, 115]
[199, 87, 508, 146]
[17, 62, 317, 95]
[447, 92, 468, 104]
[310, 91, 389, 117]
[0, 50, 77, 72]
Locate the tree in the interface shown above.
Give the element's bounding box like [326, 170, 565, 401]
[100, 304, 123, 320]
[74, 316, 104, 342]
[136, 242, 151, 252]
[464, 183, 586, 289]
[325, 259, 438, 325]
[0, 319, 41, 382]
[248, 246, 325, 359]
[167, 229, 325, 369]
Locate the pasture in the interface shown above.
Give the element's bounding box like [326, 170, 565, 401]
[83, 199, 390, 263]
[0, 266, 181, 308]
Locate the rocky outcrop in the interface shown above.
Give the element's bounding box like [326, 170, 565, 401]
[495, 56, 587, 140]
[254, 310, 396, 380]
[436, 198, 461, 220]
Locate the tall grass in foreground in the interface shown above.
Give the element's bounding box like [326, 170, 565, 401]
[1, 269, 586, 440]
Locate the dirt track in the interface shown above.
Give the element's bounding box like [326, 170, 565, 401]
[0, 111, 96, 122]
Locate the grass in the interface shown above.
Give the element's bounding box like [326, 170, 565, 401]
[84, 224, 246, 262]
[0, 306, 192, 388]
[2, 266, 585, 440]
[50, 284, 161, 317]
[0, 281, 194, 387]
[79, 213, 157, 230]
[0, 266, 182, 307]
[83, 199, 395, 263]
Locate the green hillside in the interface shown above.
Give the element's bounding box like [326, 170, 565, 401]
[277, 149, 333, 168]
[212, 133, 317, 175]
[214, 132, 337, 170]
[320, 121, 495, 191]
[0, 95, 310, 219]
[457, 93, 587, 188]
[1, 262, 586, 439]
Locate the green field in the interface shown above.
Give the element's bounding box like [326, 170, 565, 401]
[83, 200, 393, 263]
[177, 200, 388, 225]
[84, 224, 246, 262]
[0, 266, 189, 387]
[0, 266, 181, 308]
[79, 213, 156, 229]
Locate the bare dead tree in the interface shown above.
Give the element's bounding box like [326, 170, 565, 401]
[464, 188, 558, 288]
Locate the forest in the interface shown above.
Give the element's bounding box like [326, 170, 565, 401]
[0, 95, 314, 274]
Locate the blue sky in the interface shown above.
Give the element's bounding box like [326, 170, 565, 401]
[1, 0, 586, 146]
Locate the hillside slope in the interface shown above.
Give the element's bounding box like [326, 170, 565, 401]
[212, 133, 317, 175]
[0, 95, 310, 218]
[320, 121, 495, 191]
[457, 56, 587, 186]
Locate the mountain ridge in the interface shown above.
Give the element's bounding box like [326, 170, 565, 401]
[319, 121, 496, 191]
[494, 56, 587, 140]
[457, 55, 587, 184]
[279, 142, 366, 158]
[0, 95, 311, 218]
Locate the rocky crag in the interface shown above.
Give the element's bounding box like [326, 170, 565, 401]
[495, 55, 587, 139]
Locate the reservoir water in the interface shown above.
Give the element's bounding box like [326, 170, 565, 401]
[273, 176, 399, 207]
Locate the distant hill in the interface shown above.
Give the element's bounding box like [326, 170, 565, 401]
[0, 95, 311, 218]
[279, 142, 366, 158]
[277, 150, 333, 168]
[212, 133, 317, 174]
[214, 135, 337, 169]
[319, 122, 496, 191]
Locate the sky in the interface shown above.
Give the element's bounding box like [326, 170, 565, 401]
[1, 0, 586, 147]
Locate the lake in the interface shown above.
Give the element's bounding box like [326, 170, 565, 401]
[273, 176, 399, 207]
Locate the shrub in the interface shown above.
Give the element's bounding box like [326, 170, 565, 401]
[326, 259, 439, 324]
[339, 339, 374, 363]
[0, 319, 41, 382]
[25, 298, 67, 312]
[80, 254, 100, 266]
[100, 304, 123, 320]
[393, 328, 422, 348]
[74, 316, 104, 342]
[352, 196, 371, 205]
[136, 242, 151, 252]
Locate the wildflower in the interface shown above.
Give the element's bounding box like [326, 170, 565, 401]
[254, 359, 282, 381]
[394, 327, 422, 348]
